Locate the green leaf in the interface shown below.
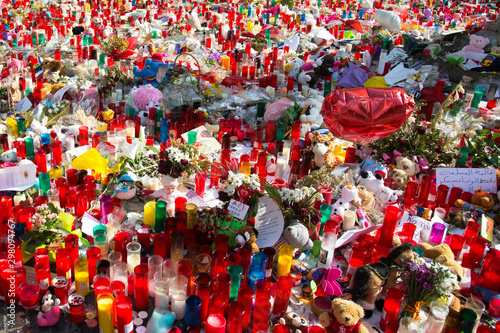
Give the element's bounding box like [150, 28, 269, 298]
[263, 182, 282, 205]
[47, 202, 58, 214]
[246, 194, 260, 220]
[81, 237, 91, 249]
[25, 238, 43, 254]
[145, 145, 160, 153]
[19, 230, 40, 243]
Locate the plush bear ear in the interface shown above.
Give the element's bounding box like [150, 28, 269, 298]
[484, 37, 490, 45]
[356, 302, 364, 319]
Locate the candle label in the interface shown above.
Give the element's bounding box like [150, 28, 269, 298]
[80, 282, 88, 292]
[265, 269, 272, 279]
[124, 321, 133, 333]
[40, 278, 49, 290]
[318, 248, 329, 266]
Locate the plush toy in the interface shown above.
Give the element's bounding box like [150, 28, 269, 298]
[279, 312, 309, 333]
[300, 90, 325, 131]
[360, 159, 387, 177]
[236, 225, 259, 253]
[42, 59, 62, 81]
[319, 298, 369, 333]
[298, 54, 336, 88]
[417, 243, 464, 282]
[309, 132, 344, 168]
[282, 220, 313, 250]
[462, 35, 490, 54]
[395, 156, 420, 177]
[455, 189, 496, 217]
[357, 171, 401, 208]
[331, 185, 358, 219]
[43, 82, 67, 95]
[130, 84, 164, 111]
[37, 286, 60, 327]
[56, 125, 80, 151]
[389, 169, 410, 189]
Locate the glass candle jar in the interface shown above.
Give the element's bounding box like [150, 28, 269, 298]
[155, 201, 167, 232]
[227, 265, 243, 302]
[185, 295, 202, 328]
[34, 248, 50, 268]
[153, 232, 168, 259]
[86, 246, 101, 284]
[56, 248, 72, 280]
[94, 234, 109, 259]
[206, 314, 226, 333]
[34, 261, 51, 295]
[74, 258, 90, 296]
[213, 272, 232, 315]
[148, 255, 164, 297]
[226, 300, 245, 333]
[114, 232, 132, 263]
[236, 248, 251, 285]
[237, 286, 253, 331]
[155, 279, 170, 309]
[94, 274, 111, 298]
[195, 253, 212, 274]
[277, 244, 294, 277]
[134, 264, 149, 310]
[64, 233, 79, 277]
[177, 259, 193, 295]
[380, 288, 404, 331]
[144, 201, 156, 227]
[18, 281, 40, 309]
[171, 231, 185, 261]
[248, 252, 267, 288]
[208, 293, 226, 316]
[186, 203, 197, 230]
[172, 289, 187, 320]
[68, 293, 86, 323]
[126, 241, 141, 274]
[195, 273, 211, 325]
[424, 301, 449, 333]
[115, 294, 133, 333]
[251, 298, 271, 333]
[97, 292, 115, 333]
[52, 276, 69, 305]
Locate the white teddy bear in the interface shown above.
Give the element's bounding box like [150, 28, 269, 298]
[300, 89, 324, 131]
[358, 171, 402, 208]
[331, 185, 359, 219]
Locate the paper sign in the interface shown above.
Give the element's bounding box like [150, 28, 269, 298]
[81, 212, 100, 236]
[436, 168, 497, 194]
[53, 83, 76, 102]
[480, 214, 494, 242]
[185, 189, 209, 207]
[335, 225, 382, 249]
[15, 97, 32, 112]
[0, 160, 37, 191]
[227, 199, 249, 220]
[399, 211, 449, 243]
[180, 125, 221, 155]
[254, 197, 285, 248]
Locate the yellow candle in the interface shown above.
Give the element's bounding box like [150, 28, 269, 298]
[74, 258, 89, 297]
[97, 293, 115, 333]
[144, 201, 156, 227]
[277, 244, 294, 277]
[221, 56, 231, 70]
[240, 161, 251, 175]
[185, 203, 197, 229]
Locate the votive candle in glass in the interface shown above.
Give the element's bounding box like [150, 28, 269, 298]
[52, 276, 69, 305]
[171, 231, 185, 261]
[97, 292, 115, 333]
[74, 258, 89, 296]
[185, 295, 202, 328]
[248, 252, 267, 289]
[155, 201, 167, 232]
[126, 241, 141, 273]
[377, 206, 400, 249]
[68, 293, 86, 323]
[448, 187, 463, 208]
[18, 281, 40, 309]
[148, 255, 164, 297]
[206, 314, 226, 333]
[136, 226, 151, 253]
[134, 264, 149, 310]
[86, 246, 101, 284]
[155, 279, 170, 309]
[236, 248, 251, 285]
[172, 290, 187, 320]
[435, 185, 450, 205]
[403, 181, 418, 206]
[144, 201, 156, 227]
[56, 248, 72, 280]
[213, 272, 232, 315]
[195, 273, 211, 325]
[114, 232, 132, 263]
[153, 232, 168, 259]
[237, 286, 253, 331]
[227, 300, 245, 333]
[272, 275, 293, 317]
[251, 297, 271, 333]
[380, 288, 404, 331]
[115, 294, 133, 333]
[94, 274, 111, 298]
[227, 265, 243, 301]
[424, 301, 449, 333]
[64, 233, 79, 277]
[177, 259, 194, 295]
[277, 244, 294, 277]
[214, 234, 230, 253]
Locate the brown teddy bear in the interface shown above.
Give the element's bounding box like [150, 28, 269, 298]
[235, 225, 259, 253]
[278, 312, 309, 333]
[455, 189, 496, 213]
[319, 298, 369, 333]
[389, 169, 410, 190]
[298, 54, 336, 88]
[417, 243, 464, 282]
[42, 59, 62, 81]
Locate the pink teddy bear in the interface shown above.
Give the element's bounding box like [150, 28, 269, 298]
[462, 35, 490, 53]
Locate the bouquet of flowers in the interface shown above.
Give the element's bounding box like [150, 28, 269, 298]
[195, 205, 233, 238]
[40, 100, 71, 127]
[265, 184, 323, 230]
[158, 138, 208, 178]
[218, 171, 263, 220]
[101, 35, 129, 53]
[20, 203, 72, 256]
[398, 257, 459, 319]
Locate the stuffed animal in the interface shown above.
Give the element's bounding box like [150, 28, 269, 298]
[37, 286, 60, 327]
[43, 83, 67, 95]
[236, 225, 259, 253]
[319, 298, 369, 333]
[360, 159, 387, 177]
[462, 35, 490, 54]
[42, 59, 62, 81]
[455, 189, 496, 217]
[357, 171, 401, 208]
[395, 156, 420, 177]
[56, 125, 80, 151]
[389, 169, 410, 189]
[417, 243, 464, 282]
[282, 220, 313, 250]
[374, 10, 401, 32]
[298, 54, 336, 88]
[300, 90, 325, 131]
[309, 132, 344, 168]
[279, 312, 309, 333]
[331, 185, 358, 219]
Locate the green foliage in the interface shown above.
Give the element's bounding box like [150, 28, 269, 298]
[276, 102, 303, 137]
[466, 130, 500, 167]
[279, 0, 296, 10]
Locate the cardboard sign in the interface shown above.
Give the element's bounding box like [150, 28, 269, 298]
[254, 197, 284, 248]
[480, 214, 494, 242]
[227, 199, 249, 220]
[436, 168, 497, 194]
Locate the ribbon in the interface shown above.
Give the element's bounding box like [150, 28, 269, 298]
[403, 301, 425, 320]
[414, 157, 429, 171]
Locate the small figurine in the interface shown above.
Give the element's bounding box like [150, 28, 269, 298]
[37, 286, 60, 327]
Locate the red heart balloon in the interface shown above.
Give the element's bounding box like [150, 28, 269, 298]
[321, 87, 415, 145]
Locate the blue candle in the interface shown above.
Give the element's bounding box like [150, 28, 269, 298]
[248, 252, 268, 289]
[160, 118, 169, 143]
[184, 295, 202, 328]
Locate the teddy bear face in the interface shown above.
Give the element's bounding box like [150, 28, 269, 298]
[470, 189, 495, 211]
[470, 35, 490, 49]
[395, 156, 420, 176]
[389, 169, 409, 189]
[331, 298, 364, 327]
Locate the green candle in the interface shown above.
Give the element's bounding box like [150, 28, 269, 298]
[39, 173, 50, 197]
[25, 137, 35, 160]
[188, 131, 197, 145]
[155, 201, 167, 232]
[227, 265, 243, 301]
[455, 147, 470, 167]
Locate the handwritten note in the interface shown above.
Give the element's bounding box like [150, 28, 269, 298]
[436, 168, 497, 194]
[185, 189, 209, 207]
[15, 97, 32, 112]
[254, 197, 284, 248]
[53, 83, 76, 102]
[399, 211, 449, 243]
[227, 199, 249, 220]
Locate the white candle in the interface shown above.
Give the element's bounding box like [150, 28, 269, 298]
[155, 289, 169, 309]
[277, 74, 286, 86]
[302, 86, 309, 97]
[343, 210, 356, 230]
[276, 154, 287, 179]
[171, 292, 186, 320]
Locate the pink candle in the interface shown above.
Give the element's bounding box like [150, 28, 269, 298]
[206, 314, 226, 333]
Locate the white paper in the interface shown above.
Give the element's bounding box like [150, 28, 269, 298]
[180, 125, 221, 155]
[398, 211, 449, 243]
[254, 197, 285, 248]
[185, 189, 209, 207]
[15, 97, 32, 112]
[227, 199, 249, 220]
[384, 63, 417, 85]
[81, 212, 101, 236]
[53, 83, 76, 102]
[283, 34, 300, 52]
[335, 225, 382, 249]
[436, 168, 497, 194]
[0, 160, 37, 191]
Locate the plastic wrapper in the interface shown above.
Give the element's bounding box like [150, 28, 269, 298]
[336, 63, 369, 89]
[321, 87, 415, 145]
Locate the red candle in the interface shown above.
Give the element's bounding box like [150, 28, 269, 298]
[68, 293, 86, 323]
[242, 66, 249, 78]
[115, 294, 134, 333]
[52, 276, 69, 305]
[448, 187, 463, 207]
[272, 275, 292, 317]
[249, 66, 256, 80]
[403, 181, 418, 206]
[56, 248, 72, 280]
[35, 262, 51, 295]
[448, 234, 465, 259]
[114, 232, 133, 263]
[214, 234, 230, 253]
[236, 248, 251, 285]
[195, 173, 207, 198]
[2, 267, 19, 305]
[34, 248, 50, 269]
[86, 246, 101, 284]
[377, 206, 400, 249]
[177, 260, 193, 295]
[79, 126, 89, 146]
[206, 314, 226, 333]
[76, 190, 88, 218]
[237, 286, 253, 331]
[227, 301, 245, 333]
[482, 259, 500, 292]
[176, 211, 188, 233]
[93, 275, 110, 298]
[153, 232, 167, 259]
[287, 76, 294, 91]
[221, 149, 231, 170]
[64, 234, 79, 277]
[211, 250, 227, 279]
[195, 273, 211, 325]
[463, 221, 480, 246]
[208, 292, 227, 316]
[380, 288, 404, 330]
[265, 120, 277, 143]
[251, 298, 271, 333]
[35, 149, 47, 173]
[136, 227, 150, 253]
[134, 264, 149, 310]
[52, 140, 63, 167]
[212, 272, 232, 315]
[417, 175, 433, 205]
[435, 185, 449, 205]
